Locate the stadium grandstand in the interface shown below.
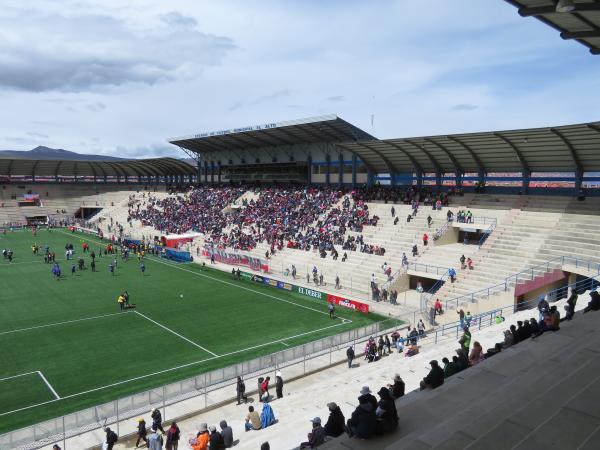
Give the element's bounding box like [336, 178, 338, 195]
[2, 2, 600, 450]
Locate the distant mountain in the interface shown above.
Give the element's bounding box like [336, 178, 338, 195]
[0, 146, 126, 161]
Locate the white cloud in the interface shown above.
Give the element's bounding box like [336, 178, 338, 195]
[0, 0, 598, 158]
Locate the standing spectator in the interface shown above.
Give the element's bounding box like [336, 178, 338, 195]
[190, 423, 209, 450]
[275, 371, 284, 399]
[151, 408, 165, 434]
[261, 376, 270, 401]
[104, 427, 118, 450]
[538, 296, 550, 322]
[136, 418, 148, 448]
[427, 215, 432, 228]
[300, 417, 326, 449]
[148, 425, 163, 450]
[324, 402, 345, 438]
[459, 326, 472, 354]
[422, 233, 428, 246]
[457, 309, 465, 328]
[219, 420, 234, 448]
[346, 346, 355, 368]
[166, 422, 180, 450]
[260, 443, 270, 450]
[449, 267, 457, 283]
[465, 311, 473, 327]
[565, 288, 578, 320]
[236, 376, 247, 405]
[208, 425, 224, 450]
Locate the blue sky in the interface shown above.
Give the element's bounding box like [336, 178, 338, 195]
[0, 0, 598, 157]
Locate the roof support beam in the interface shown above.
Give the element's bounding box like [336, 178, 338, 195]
[445, 136, 486, 173]
[550, 128, 583, 172]
[518, 3, 600, 17]
[384, 141, 423, 174]
[561, 29, 600, 40]
[335, 144, 377, 174]
[356, 141, 398, 175]
[404, 139, 443, 173]
[493, 133, 530, 173]
[91, 161, 106, 179]
[423, 138, 464, 174]
[31, 160, 41, 178]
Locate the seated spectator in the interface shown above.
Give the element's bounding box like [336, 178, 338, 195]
[244, 406, 261, 432]
[208, 425, 224, 450]
[375, 387, 399, 434]
[485, 343, 503, 358]
[260, 443, 270, 450]
[300, 417, 326, 449]
[510, 324, 520, 344]
[324, 402, 345, 438]
[529, 317, 541, 337]
[389, 374, 405, 399]
[219, 420, 233, 448]
[584, 290, 600, 313]
[405, 344, 419, 357]
[420, 360, 444, 390]
[442, 356, 459, 378]
[502, 330, 514, 348]
[416, 281, 424, 293]
[469, 341, 484, 366]
[346, 394, 377, 439]
[495, 312, 505, 324]
[455, 349, 469, 372]
[190, 423, 209, 450]
[260, 402, 276, 429]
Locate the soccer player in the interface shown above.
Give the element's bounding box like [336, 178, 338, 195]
[328, 302, 335, 319]
[117, 294, 125, 310]
[108, 263, 115, 276]
[91, 259, 96, 272]
[71, 264, 76, 276]
[140, 262, 145, 276]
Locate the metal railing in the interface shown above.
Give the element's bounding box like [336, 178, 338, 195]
[0, 317, 404, 450]
[442, 255, 600, 310]
[424, 273, 599, 343]
[477, 219, 497, 247]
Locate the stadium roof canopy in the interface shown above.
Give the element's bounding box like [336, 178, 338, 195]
[0, 157, 195, 178]
[169, 114, 376, 153]
[338, 121, 600, 174]
[505, 0, 600, 55]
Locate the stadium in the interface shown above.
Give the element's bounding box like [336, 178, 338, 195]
[1, 1, 600, 449]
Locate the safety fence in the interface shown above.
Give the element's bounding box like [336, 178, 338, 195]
[443, 255, 600, 310]
[0, 317, 404, 450]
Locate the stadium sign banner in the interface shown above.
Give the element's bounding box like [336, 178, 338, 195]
[295, 286, 325, 300]
[327, 293, 369, 314]
[202, 245, 268, 272]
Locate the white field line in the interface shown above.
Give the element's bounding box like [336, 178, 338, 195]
[0, 320, 347, 417]
[134, 311, 218, 357]
[37, 371, 60, 399]
[55, 229, 335, 319]
[0, 260, 44, 266]
[0, 371, 39, 382]
[0, 312, 132, 336]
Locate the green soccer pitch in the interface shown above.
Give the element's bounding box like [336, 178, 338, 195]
[0, 228, 393, 433]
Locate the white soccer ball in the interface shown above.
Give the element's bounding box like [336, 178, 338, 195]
[180, 294, 184, 299]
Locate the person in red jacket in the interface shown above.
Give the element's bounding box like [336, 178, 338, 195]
[423, 234, 429, 246]
[261, 377, 270, 401]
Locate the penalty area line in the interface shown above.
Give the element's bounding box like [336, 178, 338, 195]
[37, 371, 61, 399]
[0, 320, 350, 417]
[134, 311, 218, 357]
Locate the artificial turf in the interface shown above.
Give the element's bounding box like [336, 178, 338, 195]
[0, 228, 392, 433]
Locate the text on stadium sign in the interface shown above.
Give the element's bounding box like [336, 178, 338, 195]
[195, 122, 277, 138]
[297, 287, 323, 299]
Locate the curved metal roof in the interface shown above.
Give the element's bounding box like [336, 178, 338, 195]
[337, 121, 600, 174]
[505, 0, 600, 55]
[169, 114, 375, 153]
[0, 157, 195, 178]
